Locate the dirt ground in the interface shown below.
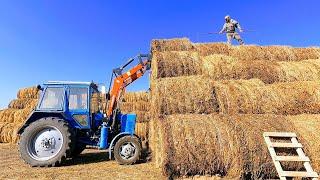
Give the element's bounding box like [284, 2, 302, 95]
[0, 143, 165, 180]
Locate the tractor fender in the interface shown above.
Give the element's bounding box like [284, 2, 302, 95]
[17, 111, 66, 135]
[108, 133, 141, 159]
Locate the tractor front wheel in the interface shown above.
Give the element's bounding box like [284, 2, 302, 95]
[114, 136, 141, 165]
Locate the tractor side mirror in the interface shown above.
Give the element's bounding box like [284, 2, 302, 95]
[37, 85, 43, 91]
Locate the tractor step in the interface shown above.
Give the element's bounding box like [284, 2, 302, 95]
[263, 132, 319, 180]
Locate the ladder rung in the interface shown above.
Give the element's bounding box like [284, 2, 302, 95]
[269, 142, 303, 148]
[280, 171, 319, 178]
[275, 156, 310, 162]
[264, 132, 297, 138]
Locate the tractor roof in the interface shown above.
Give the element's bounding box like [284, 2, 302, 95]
[44, 81, 98, 89]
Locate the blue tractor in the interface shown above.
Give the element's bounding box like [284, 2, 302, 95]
[17, 54, 151, 166]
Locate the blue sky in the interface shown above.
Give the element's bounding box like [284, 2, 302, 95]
[0, 0, 319, 109]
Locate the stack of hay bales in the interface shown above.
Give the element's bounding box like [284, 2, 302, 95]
[120, 91, 151, 145]
[0, 87, 39, 143]
[149, 38, 320, 178]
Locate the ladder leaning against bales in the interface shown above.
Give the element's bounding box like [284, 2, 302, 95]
[263, 132, 319, 180]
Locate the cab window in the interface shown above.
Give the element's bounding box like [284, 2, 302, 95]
[39, 87, 64, 109]
[69, 87, 88, 110]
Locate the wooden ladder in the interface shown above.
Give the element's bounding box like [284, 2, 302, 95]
[263, 132, 319, 180]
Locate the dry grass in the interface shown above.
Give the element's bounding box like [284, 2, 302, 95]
[0, 143, 164, 180]
[150, 114, 320, 178]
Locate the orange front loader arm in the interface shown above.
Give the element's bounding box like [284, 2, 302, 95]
[106, 54, 150, 128]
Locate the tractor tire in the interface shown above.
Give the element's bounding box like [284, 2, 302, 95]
[114, 136, 141, 165]
[70, 143, 86, 157]
[19, 117, 74, 167]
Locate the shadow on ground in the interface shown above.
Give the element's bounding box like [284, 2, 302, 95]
[64, 148, 150, 166]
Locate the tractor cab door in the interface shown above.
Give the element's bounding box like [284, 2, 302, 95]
[68, 86, 90, 129]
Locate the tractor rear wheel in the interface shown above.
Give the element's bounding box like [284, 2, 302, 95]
[114, 136, 141, 165]
[19, 117, 73, 167]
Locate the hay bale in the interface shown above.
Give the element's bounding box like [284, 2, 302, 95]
[123, 91, 150, 102]
[0, 122, 23, 143]
[151, 38, 194, 52]
[151, 39, 320, 81]
[17, 86, 39, 99]
[8, 99, 38, 109]
[196, 43, 320, 61]
[134, 111, 150, 123]
[277, 59, 320, 82]
[135, 122, 149, 141]
[194, 43, 230, 57]
[202, 55, 281, 84]
[0, 109, 18, 123]
[149, 118, 166, 168]
[215, 81, 320, 115]
[13, 108, 33, 123]
[151, 76, 220, 116]
[0, 122, 9, 142]
[0, 108, 32, 124]
[230, 45, 294, 61]
[120, 101, 150, 112]
[203, 55, 320, 83]
[151, 51, 202, 79]
[286, 114, 320, 171]
[152, 114, 320, 178]
[152, 38, 320, 60]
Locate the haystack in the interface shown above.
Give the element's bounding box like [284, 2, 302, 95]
[0, 122, 23, 143]
[17, 86, 39, 99]
[122, 91, 150, 102]
[135, 122, 149, 142]
[120, 91, 150, 123]
[8, 99, 38, 109]
[0, 108, 33, 124]
[119, 92, 151, 147]
[120, 102, 150, 113]
[0, 109, 17, 123]
[151, 114, 320, 178]
[13, 108, 33, 123]
[151, 51, 202, 79]
[151, 38, 194, 52]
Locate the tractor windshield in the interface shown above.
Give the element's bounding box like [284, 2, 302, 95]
[39, 87, 64, 110]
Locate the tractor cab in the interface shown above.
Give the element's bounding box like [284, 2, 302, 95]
[34, 81, 104, 130]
